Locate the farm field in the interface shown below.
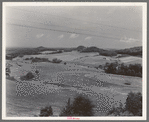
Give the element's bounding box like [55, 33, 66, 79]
[21, 51, 99, 61]
[12, 51, 142, 68]
[6, 53, 142, 116]
[119, 56, 142, 65]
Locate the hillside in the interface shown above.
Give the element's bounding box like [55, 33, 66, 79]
[77, 46, 142, 57]
[116, 46, 142, 57]
[78, 46, 104, 53]
[76, 46, 86, 51]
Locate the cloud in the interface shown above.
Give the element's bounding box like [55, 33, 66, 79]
[36, 34, 44, 38]
[85, 36, 92, 40]
[58, 34, 64, 39]
[70, 34, 79, 39]
[120, 37, 139, 43]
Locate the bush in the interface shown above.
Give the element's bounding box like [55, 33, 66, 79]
[6, 68, 11, 73]
[39, 106, 53, 117]
[125, 92, 142, 116]
[60, 95, 94, 116]
[108, 103, 125, 116]
[20, 72, 34, 80]
[6, 72, 10, 77]
[52, 58, 62, 63]
[32, 57, 49, 62]
[25, 58, 29, 60]
[25, 72, 34, 79]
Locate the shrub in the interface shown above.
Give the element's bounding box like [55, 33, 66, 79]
[25, 72, 34, 79]
[60, 95, 94, 116]
[108, 103, 125, 116]
[20, 72, 34, 80]
[39, 106, 53, 117]
[52, 58, 62, 63]
[64, 62, 67, 65]
[25, 58, 29, 60]
[32, 57, 49, 62]
[6, 72, 10, 77]
[125, 92, 142, 116]
[6, 67, 10, 72]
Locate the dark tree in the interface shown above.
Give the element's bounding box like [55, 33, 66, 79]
[125, 92, 142, 116]
[60, 95, 94, 116]
[39, 106, 53, 117]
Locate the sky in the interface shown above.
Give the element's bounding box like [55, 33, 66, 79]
[5, 5, 143, 49]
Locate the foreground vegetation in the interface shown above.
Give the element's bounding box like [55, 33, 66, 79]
[108, 92, 142, 116]
[39, 92, 142, 116]
[60, 95, 94, 116]
[39, 106, 53, 117]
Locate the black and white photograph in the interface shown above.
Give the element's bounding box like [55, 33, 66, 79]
[2, 2, 147, 120]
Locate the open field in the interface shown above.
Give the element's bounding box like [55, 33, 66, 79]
[6, 54, 142, 116]
[119, 56, 142, 65]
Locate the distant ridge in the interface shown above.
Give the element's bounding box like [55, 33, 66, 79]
[76, 46, 86, 51]
[116, 46, 142, 56]
[75, 45, 142, 56]
[76, 46, 104, 53]
[36, 46, 46, 49]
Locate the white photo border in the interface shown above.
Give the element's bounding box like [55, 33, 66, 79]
[2, 2, 147, 120]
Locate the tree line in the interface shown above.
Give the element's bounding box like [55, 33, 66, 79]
[104, 62, 142, 77]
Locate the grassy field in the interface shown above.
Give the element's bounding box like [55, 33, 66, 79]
[6, 56, 142, 116]
[119, 56, 142, 65]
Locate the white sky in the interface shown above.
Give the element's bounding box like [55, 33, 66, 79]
[5, 5, 143, 49]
